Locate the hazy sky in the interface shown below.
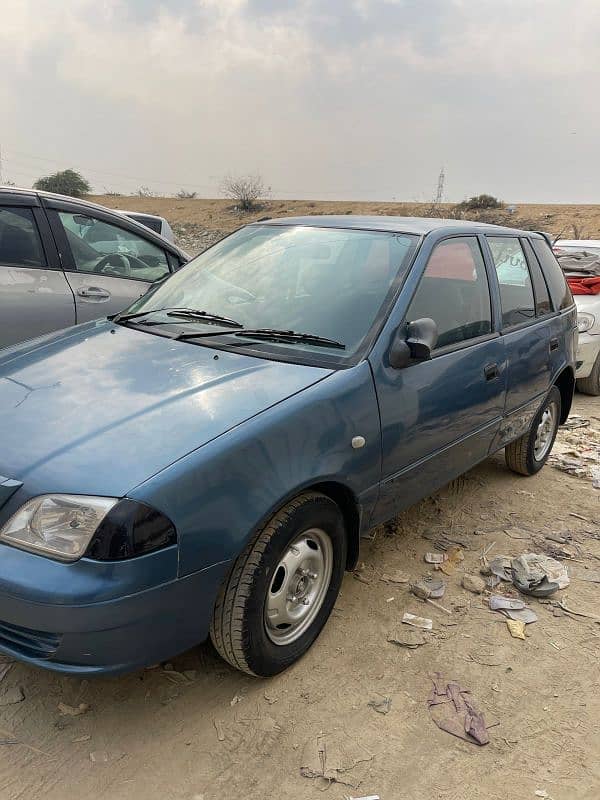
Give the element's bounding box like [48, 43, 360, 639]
[1, 0, 599, 202]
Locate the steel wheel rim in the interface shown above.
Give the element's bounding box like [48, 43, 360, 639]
[534, 401, 557, 460]
[264, 528, 333, 646]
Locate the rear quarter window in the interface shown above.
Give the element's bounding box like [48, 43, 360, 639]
[530, 238, 573, 310]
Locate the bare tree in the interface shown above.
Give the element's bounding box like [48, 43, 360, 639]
[221, 174, 269, 212]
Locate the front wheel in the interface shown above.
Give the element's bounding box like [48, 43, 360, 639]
[210, 492, 347, 676]
[505, 386, 561, 476]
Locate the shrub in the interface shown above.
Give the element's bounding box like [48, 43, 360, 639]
[33, 169, 91, 197]
[457, 194, 503, 211]
[176, 189, 197, 199]
[221, 174, 269, 212]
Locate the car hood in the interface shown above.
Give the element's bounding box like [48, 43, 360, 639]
[0, 321, 332, 497]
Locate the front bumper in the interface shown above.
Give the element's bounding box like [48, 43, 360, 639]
[575, 332, 600, 378]
[0, 542, 229, 675]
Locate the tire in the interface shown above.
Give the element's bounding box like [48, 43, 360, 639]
[505, 386, 561, 476]
[576, 352, 600, 396]
[210, 492, 347, 677]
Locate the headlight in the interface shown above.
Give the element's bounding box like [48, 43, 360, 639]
[0, 496, 177, 562]
[0, 495, 118, 561]
[577, 312, 595, 333]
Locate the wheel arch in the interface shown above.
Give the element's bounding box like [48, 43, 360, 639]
[553, 365, 575, 423]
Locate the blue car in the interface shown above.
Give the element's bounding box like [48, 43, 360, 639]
[0, 217, 576, 677]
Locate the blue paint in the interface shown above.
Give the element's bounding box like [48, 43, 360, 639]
[0, 218, 576, 674]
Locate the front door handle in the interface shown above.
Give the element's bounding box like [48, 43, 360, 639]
[484, 363, 499, 381]
[77, 286, 111, 300]
[549, 337, 559, 352]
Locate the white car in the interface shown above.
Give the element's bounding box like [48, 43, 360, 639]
[554, 239, 600, 394]
[116, 210, 175, 243]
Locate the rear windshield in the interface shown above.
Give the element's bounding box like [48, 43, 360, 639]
[127, 214, 162, 234]
[530, 238, 573, 311]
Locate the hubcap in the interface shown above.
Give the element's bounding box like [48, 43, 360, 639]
[264, 528, 333, 646]
[534, 401, 557, 461]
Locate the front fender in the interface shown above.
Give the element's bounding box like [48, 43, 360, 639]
[128, 361, 382, 577]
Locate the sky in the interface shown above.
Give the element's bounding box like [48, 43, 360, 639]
[1, 0, 599, 203]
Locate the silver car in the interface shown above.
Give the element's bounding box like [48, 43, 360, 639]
[0, 188, 188, 348]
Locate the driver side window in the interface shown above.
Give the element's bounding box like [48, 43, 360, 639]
[58, 212, 170, 282]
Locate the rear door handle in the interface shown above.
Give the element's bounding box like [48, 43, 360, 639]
[549, 337, 559, 352]
[77, 286, 111, 300]
[484, 363, 499, 381]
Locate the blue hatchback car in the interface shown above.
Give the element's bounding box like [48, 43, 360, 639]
[0, 217, 576, 676]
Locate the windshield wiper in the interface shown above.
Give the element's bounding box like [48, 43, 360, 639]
[112, 307, 243, 329]
[177, 327, 346, 350]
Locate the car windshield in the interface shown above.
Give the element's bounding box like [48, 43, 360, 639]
[123, 224, 418, 360]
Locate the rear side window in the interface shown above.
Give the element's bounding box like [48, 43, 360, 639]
[530, 238, 573, 310]
[406, 237, 492, 349]
[0, 207, 45, 268]
[522, 238, 551, 316]
[488, 237, 535, 328]
[127, 214, 163, 234]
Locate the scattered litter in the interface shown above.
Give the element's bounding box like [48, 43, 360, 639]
[380, 570, 409, 584]
[505, 607, 538, 624]
[506, 619, 526, 640]
[213, 719, 225, 742]
[485, 575, 502, 590]
[535, 790, 552, 799]
[300, 732, 374, 790]
[387, 628, 428, 648]
[386, 597, 395, 602]
[462, 574, 486, 594]
[72, 734, 91, 743]
[489, 596, 525, 611]
[367, 696, 391, 715]
[0, 687, 24, 706]
[89, 751, 109, 763]
[428, 672, 490, 745]
[58, 702, 90, 717]
[402, 612, 433, 631]
[557, 597, 600, 623]
[230, 694, 244, 706]
[410, 578, 446, 600]
[439, 546, 464, 576]
[563, 416, 589, 430]
[343, 796, 380, 800]
[511, 553, 569, 597]
[484, 556, 513, 582]
[425, 552, 445, 564]
[353, 572, 372, 585]
[264, 692, 279, 705]
[569, 512, 590, 522]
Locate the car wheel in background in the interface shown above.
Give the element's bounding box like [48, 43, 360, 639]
[505, 386, 561, 476]
[576, 352, 600, 396]
[210, 492, 347, 677]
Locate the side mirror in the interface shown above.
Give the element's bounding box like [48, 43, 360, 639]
[388, 317, 438, 369]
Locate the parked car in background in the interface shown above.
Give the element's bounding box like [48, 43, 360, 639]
[0, 188, 188, 348]
[116, 210, 175, 243]
[554, 240, 600, 394]
[0, 217, 575, 677]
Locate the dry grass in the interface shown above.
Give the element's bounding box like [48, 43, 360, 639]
[88, 195, 600, 239]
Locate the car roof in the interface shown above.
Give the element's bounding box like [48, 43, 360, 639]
[251, 214, 542, 238]
[555, 239, 600, 247]
[0, 186, 186, 257]
[115, 209, 167, 223]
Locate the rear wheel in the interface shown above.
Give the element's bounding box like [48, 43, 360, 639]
[505, 386, 561, 476]
[576, 352, 600, 396]
[210, 492, 347, 676]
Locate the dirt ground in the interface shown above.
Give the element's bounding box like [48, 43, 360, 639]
[89, 194, 600, 240]
[0, 394, 598, 800]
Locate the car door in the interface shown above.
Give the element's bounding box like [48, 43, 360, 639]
[0, 199, 75, 348]
[370, 235, 507, 523]
[485, 236, 552, 408]
[46, 208, 172, 323]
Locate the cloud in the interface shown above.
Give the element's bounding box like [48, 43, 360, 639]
[2, 0, 600, 201]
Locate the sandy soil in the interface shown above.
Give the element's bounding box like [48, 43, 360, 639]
[89, 195, 600, 239]
[0, 395, 598, 800]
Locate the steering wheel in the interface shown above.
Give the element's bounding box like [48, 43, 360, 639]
[93, 253, 150, 277]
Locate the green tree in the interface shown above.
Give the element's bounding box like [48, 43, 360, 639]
[33, 169, 91, 198]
